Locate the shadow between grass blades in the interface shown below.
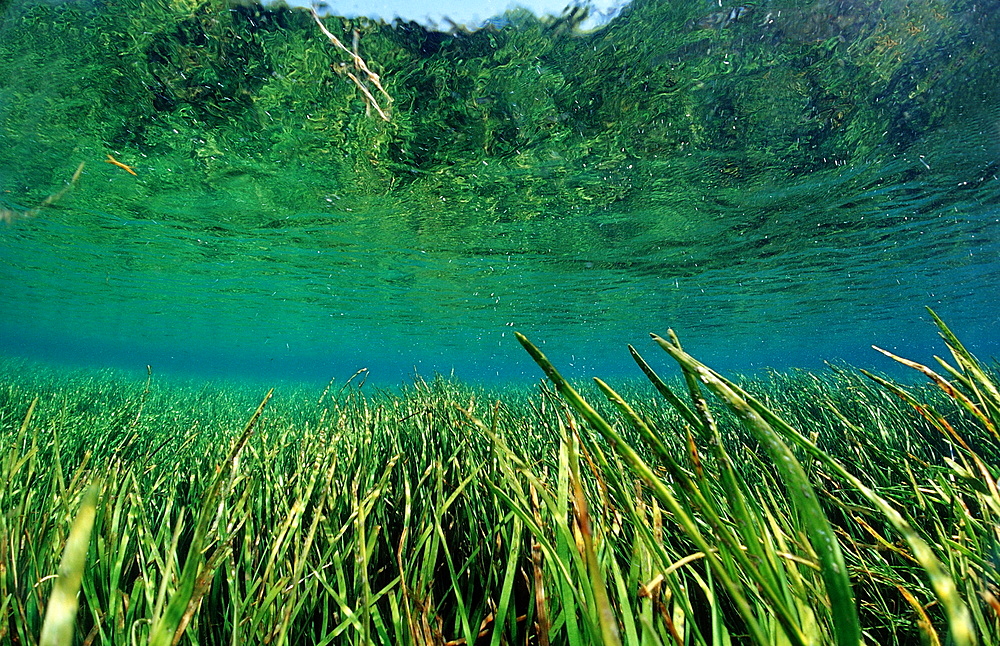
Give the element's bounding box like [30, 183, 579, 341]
[510, 307, 991, 646]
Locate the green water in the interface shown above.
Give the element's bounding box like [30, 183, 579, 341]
[1, 0, 999, 385]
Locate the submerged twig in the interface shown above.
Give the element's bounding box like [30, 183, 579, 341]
[1, 161, 85, 224]
[311, 7, 392, 121]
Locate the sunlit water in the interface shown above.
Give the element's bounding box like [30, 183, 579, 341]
[1, 2, 999, 388]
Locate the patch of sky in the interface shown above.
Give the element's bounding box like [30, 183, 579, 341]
[276, 0, 629, 31]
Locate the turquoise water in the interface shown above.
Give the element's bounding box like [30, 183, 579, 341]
[1, 0, 999, 386]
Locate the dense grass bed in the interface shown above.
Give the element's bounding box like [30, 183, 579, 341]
[2, 315, 998, 645]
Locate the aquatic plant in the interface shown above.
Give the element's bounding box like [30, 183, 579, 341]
[1, 0, 996, 223]
[509, 308, 998, 646]
[1, 310, 998, 644]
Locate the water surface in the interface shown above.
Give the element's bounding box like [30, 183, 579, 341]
[1, 0, 998, 386]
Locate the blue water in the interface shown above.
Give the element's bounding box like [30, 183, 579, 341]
[2, 1, 999, 388]
[4, 150, 997, 386]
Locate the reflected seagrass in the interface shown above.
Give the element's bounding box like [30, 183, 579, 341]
[1, 0, 999, 382]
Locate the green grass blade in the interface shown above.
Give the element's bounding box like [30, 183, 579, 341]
[651, 334, 861, 646]
[514, 332, 773, 646]
[717, 365, 979, 646]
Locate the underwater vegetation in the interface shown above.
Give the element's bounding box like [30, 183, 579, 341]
[2, 0, 999, 640]
[2, 309, 999, 645]
[1, 0, 998, 227]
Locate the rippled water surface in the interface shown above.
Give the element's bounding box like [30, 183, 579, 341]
[1, 0, 998, 385]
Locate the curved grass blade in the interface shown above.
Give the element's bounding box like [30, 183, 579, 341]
[632, 339, 785, 604]
[566, 424, 622, 646]
[651, 333, 861, 646]
[592, 377, 811, 646]
[627, 345, 701, 432]
[871, 345, 996, 438]
[515, 331, 774, 646]
[148, 388, 272, 646]
[927, 309, 1000, 408]
[702, 357, 979, 646]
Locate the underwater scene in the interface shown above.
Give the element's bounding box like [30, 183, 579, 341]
[2, 0, 1000, 644]
[0, 0, 997, 384]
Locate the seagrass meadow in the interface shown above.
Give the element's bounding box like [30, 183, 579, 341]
[1, 310, 999, 645]
[2, 0, 1000, 643]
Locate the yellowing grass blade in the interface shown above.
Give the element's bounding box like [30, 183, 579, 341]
[39, 480, 101, 646]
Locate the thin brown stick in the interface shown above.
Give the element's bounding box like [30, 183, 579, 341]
[310, 8, 392, 121]
[2, 161, 85, 224]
